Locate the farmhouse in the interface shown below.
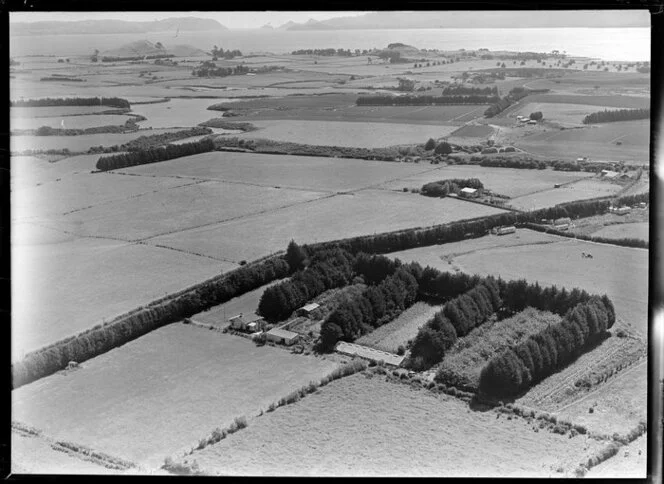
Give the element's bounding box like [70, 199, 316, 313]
[494, 225, 516, 236]
[228, 313, 265, 332]
[460, 187, 479, 198]
[265, 328, 301, 346]
[335, 341, 405, 367]
[297, 303, 320, 316]
[600, 170, 620, 179]
[554, 223, 570, 231]
[611, 206, 631, 216]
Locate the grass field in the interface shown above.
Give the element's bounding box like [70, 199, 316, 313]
[11, 105, 119, 117]
[11, 228, 232, 358]
[436, 308, 561, 390]
[120, 151, 440, 193]
[448, 124, 494, 138]
[388, 229, 648, 335]
[51, 179, 327, 241]
[507, 178, 623, 210]
[510, 103, 621, 127]
[378, 165, 594, 198]
[566, 209, 649, 238]
[11, 154, 123, 189]
[523, 93, 650, 109]
[147, 190, 507, 263]
[355, 302, 442, 353]
[238, 120, 458, 148]
[185, 373, 602, 477]
[11, 324, 340, 470]
[591, 223, 649, 242]
[10, 128, 182, 153]
[12, 114, 134, 130]
[133, 98, 232, 129]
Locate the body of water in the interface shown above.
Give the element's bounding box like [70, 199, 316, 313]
[10, 27, 650, 62]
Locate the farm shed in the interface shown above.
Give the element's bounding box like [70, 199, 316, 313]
[297, 303, 320, 316]
[228, 313, 265, 332]
[460, 187, 479, 198]
[495, 226, 516, 236]
[554, 224, 570, 231]
[600, 170, 620, 179]
[335, 341, 405, 367]
[612, 206, 631, 216]
[554, 217, 572, 226]
[527, 119, 537, 125]
[266, 328, 301, 346]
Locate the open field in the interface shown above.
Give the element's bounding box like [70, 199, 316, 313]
[11, 114, 134, 130]
[523, 93, 650, 109]
[186, 373, 602, 477]
[11, 105, 120, 117]
[378, 165, 594, 197]
[11, 154, 124, 189]
[238, 119, 457, 148]
[11, 228, 232, 358]
[11, 324, 340, 470]
[586, 435, 647, 478]
[10, 128, 182, 153]
[120, 151, 441, 192]
[448, 124, 494, 138]
[133, 98, 239, 129]
[388, 230, 648, 335]
[436, 308, 561, 390]
[147, 190, 507, 263]
[355, 302, 442, 353]
[509, 102, 621, 127]
[48, 179, 327, 241]
[591, 223, 649, 241]
[507, 178, 623, 210]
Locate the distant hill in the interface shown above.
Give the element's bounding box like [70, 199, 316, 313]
[11, 17, 226, 36]
[284, 11, 649, 30]
[102, 40, 206, 58]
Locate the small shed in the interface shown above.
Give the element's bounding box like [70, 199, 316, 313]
[229, 313, 265, 332]
[266, 328, 301, 346]
[554, 223, 570, 231]
[495, 226, 516, 235]
[297, 303, 320, 316]
[460, 187, 479, 198]
[600, 170, 619, 179]
[614, 206, 631, 215]
[527, 119, 537, 125]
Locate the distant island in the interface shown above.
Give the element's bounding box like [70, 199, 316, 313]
[11, 17, 227, 35]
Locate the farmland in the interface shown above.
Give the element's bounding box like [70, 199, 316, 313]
[11, 324, 340, 470]
[238, 119, 458, 148]
[507, 178, 623, 210]
[388, 229, 648, 335]
[11, 114, 134, 131]
[147, 190, 507, 263]
[355, 302, 442, 353]
[185, 373, 603, 477]
[591, 222, 649, 242]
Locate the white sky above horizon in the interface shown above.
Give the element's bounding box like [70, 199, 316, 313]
[10, 10, 650, 30]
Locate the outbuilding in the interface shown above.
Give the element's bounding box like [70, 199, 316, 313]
[460, 187, 479, 198]
[600, 170, 620, 179]
[495, 226, 516, 235]
[228, 313, 265, 332]
[297, 303, 320, 316]
[266, 328, 301, 346]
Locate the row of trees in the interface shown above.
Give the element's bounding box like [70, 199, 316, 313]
[257, 247, 355, 322]
[484, 87, 531, 117]
[95, 138, 215, 171]
[420, 178, 484, 198]
[319, 264, 421, 350]
[422, 139, 453, 155]
[211, 46, 242, 59]
[442, 85, 498, 96]
[13, 256, 290, 388]
[291, 48, 353, 57]
[88, 127, 211, 154]
[524, 222, 648, 249]
[11, 97, 131, 109]
[478, 296, 615, 397]
[356, 94, 500, 106]
[479, 157, 546, 169]
[192, 61, 250, 77]
[582, 108, 650, 124]
[102, 54, 174, 62]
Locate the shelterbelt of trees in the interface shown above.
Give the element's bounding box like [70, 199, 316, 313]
[582, 108, 650, 124]
[420, 178, 484, 197]
[441, 85, 499, 96]
[356, 94, 500, 106]
[90, 127, 212, 155]
[10, 97, 131, 109]
[12, 191, 647, 389]
[95, 137, 214, 170]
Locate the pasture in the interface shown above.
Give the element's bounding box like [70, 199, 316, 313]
[586, 435, 647, 478]
[133, 98, 235, 129]
[10, 105, 119, 117]
[378, 165, 594, 198]
[524, 93, 650, 109]
[147, 190, 507, 263]
[11, 228, 231, 358]
[186, 373, 602, 477]
[238, 120, 458, 148]
[591, 223, 649, 242]
[355, 302, 442, 353]
[388, 230, 648, 334]
[507, 178, 623, 210]
[11, 114, 134, 131]
[119, 151, 439, 193]
[11, 324, 339, 470]
[510, 103, 621, 127]
[10, 128, 183, 153]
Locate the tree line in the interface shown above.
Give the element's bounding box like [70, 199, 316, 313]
[484, 87, 531, 117]
[442, 85, 498, 96]
[582, 108, 650, 124]
[95, 138, 215, 171]
[211, 46, 242, 59]
[10, 97, 131, 109]
[291, 48, 353, 56]
[479, 157, 546, 169]
[478, 295, 615, 397]
[421, 178, 484, 197]
[356, 94, 501, 106]
[524, 222, 648, 249]
[12, 256, 290, 388]
[192, 61, 250, 77]
[88, 127, 211, 154]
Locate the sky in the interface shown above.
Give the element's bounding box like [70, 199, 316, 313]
[10, 11, 367, 29]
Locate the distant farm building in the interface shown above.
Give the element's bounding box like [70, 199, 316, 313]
[609, 206, 631, 216]
[553, 183, 562, 188]
[335, 341, 405, 367]
[527, 119, 537, 125]
[493, 226, 516, 236]
[460, 187, 479, 198]
[554, 223, 570, 231]
[619, 172, 633, 180]
[637, 202, 647, 209]
[297, 303, 320, 316]
[554, 217, 572, 226]
[265, 328, 301, 346]
[600, 170, 620, 179]
[228, 313, 265, 332]
[576, 157, 589, 162]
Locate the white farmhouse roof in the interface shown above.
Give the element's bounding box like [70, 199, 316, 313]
[300, 303, 320, 312]
[266, 328, 300, 340]
[460, 187, 477, 194]
[602, 170, 620, 178]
